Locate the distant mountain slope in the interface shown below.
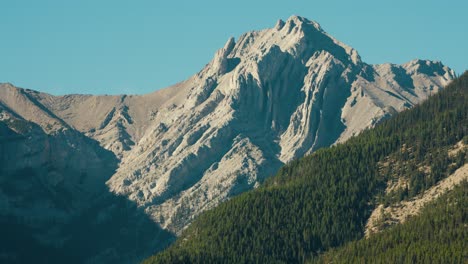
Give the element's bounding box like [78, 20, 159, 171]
[0, 86, 174, 263]
[0, 80, 189, 157]
[144, 72, 467, 263]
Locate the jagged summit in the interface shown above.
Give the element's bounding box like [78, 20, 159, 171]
[286, 15, 323, 30]
[218, 15, 361, 74]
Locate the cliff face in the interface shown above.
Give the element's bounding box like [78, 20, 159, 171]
[0, 15, 455, 262]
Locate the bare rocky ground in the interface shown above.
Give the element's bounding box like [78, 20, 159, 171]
[365, 141, 467, 237]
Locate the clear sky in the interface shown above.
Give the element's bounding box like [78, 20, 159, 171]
[1, 0, 467, 95]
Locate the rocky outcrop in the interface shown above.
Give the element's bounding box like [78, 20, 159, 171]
[365, 163, 468, 237]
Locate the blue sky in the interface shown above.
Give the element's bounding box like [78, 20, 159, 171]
[1, 0, 467, 95]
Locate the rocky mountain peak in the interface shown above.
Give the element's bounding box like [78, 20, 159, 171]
[285, 15, 323, 31]
[404, 59, 455, 78]
[102, 17, 454, 233]
[1, 16, 456, 243]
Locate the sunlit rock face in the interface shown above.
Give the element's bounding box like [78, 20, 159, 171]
[103, 16, 454, 233]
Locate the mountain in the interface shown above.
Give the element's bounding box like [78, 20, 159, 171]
[0, 86, 174, 263]
[0, 15, 457, 262]
[143, 72, 467, 263]
[104, 15, 454, 233]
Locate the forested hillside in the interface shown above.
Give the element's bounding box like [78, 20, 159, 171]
[144, 71, 467, 263]
[313, 181, 467, 263]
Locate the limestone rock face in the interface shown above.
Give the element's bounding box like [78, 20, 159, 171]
[106, 16, 455, 233]
[0, 15, 455, 253]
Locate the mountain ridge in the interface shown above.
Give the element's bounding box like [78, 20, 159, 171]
[144, 71, 467, 264]
[0, 15, 457, 262]
[105, 16, 454, 232]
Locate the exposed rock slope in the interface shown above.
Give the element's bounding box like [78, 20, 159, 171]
[107, 16, 455, 232]
[0, 15, 455, 239]
[365, 142, 467, 237]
